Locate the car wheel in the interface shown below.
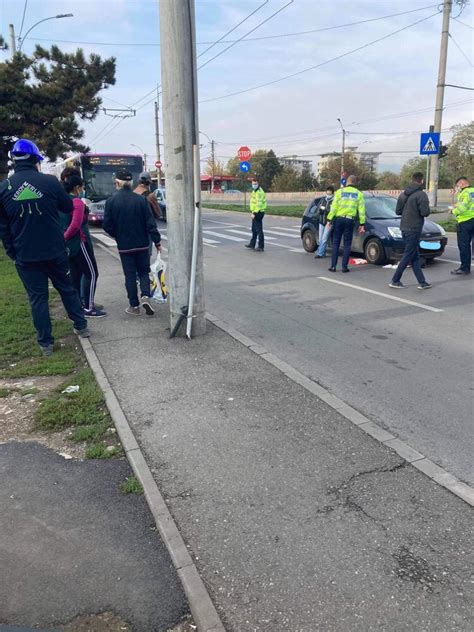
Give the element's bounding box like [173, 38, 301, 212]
[302, 229, 317, 253]
[364, 237, 386, 265]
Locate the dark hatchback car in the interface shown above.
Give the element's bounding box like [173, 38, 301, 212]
[300, 193, 447, 264]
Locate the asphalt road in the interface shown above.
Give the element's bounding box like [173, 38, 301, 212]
[92, 210, 473, 485]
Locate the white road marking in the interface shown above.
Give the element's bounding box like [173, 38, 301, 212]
[93, 234, 117, 247]
[318, 277, 444, 313]
[225, 229, 276, 240]
[203, 218, 242, 228]
[203, 230, 246, 242]
[264, 229, 301, 238]
[437, 258, 461, 264]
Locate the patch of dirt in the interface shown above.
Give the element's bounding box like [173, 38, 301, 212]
[0, 375, 87, 459]
[62, 611, 131, 631]
[59, 612, 195, 631]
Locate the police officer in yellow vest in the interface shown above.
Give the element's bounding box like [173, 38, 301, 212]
[451, 176, 474, 275]
[245, 178, 267, 252]
[326, 175, 365, 272]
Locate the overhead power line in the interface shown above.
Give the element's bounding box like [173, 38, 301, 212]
[28, 4, 440, 48]
[18, 0, 29, 40]
[201, 10, 442, 103]
[448, 33, 474, 67]
[198, 0, 293, 70]
[212, 99, 472, 146]
[453, 17, 474, 30]
[197, 0, 269, 58]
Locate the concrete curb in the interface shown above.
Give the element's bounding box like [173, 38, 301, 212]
[79, 337, 226, 632]
[207, 313, 474, 507]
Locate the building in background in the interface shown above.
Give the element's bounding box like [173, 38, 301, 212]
[317, 147, 381, 176]
[278, 156, 314, 175]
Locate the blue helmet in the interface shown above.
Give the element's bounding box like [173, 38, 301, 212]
[11, 139, 44, 161]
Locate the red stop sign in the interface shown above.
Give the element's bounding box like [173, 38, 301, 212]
[155, 160, 162, 169]
[237, 146, 252, 161]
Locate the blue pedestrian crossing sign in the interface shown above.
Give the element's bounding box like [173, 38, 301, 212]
[240, 161, 251, 173]
[420, 132, 440, 155]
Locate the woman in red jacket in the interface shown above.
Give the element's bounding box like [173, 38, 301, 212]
[62, 175, 106, 318]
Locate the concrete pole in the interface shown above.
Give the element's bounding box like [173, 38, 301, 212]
[154, 99, 163, 186]
[9, 24, 16, 58]
[159, 0, 206, 336]
[428, 0, 452, 207]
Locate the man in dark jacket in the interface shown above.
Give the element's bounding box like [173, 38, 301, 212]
[389, 172, 431, 289]
[0, 139, 89, 356]
[103, 169, 161, 316]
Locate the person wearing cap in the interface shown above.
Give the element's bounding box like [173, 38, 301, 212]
[134, 172, 161, 220]
[0, 139, 90, 356]
[103, 169, 161, 316]
[245, 178, 267, 252]
[326, 175, 365, 272]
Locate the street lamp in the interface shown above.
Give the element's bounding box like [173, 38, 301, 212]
[337, 117, 346, 182]
[131, 143, 147, 171]
[18, 14, 74, 51]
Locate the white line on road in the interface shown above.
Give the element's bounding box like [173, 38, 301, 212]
[203, 230, 246, 242]
[93, 234, 117, 247]
[203, 218, 242, 228]
[264, 229, 301, 238]
[437, 258, 461, 264]
[318, 277, 444, 313]
[225, 229, 276, 240]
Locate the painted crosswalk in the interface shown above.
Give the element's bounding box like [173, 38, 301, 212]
[91, 221, 305, 253]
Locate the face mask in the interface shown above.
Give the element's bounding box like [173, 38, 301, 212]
[326, 192, 333, 198]
[79, 191, 86, 199]
[252, 184, 258, 190]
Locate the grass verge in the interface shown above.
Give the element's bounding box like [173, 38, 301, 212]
[0, 247, 118, 459]
[438, 219, 458, 232]
[0, 249, 76, 377]
[34, 368, 119, 459]
[203, 203, 306, 217]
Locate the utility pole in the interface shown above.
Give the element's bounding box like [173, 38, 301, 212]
[428, 0, 452, 207]
[160, 0, 206, 337]
[154, 98, 163, 186]
[9, 24, 16, 58]
[211, 139, 215, 192]
[337, 117, 346, 183]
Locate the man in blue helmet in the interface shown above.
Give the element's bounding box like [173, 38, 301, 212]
[0, 139, 89, 356]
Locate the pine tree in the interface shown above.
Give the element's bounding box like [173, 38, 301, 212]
[0, 45, 116, 179]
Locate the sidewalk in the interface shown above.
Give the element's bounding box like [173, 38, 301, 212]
[0, 441, 190, 631]
[87, 245, 473, 631]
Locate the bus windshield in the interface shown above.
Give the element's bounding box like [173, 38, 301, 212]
[81, 154, 143, 201]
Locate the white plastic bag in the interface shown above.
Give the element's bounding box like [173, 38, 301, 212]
[150, 254, 168, 303]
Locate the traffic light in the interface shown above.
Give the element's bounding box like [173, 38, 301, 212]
[439, 143, 448, 159]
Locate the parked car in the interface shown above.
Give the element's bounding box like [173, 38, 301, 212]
[300, 193, 447, 264]
[154, 188, 167, 221]
[223, 189, 243, 195]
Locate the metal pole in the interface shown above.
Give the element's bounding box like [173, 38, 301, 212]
[428, 0, 452, 207]
[154, 98, 163, 186]
[160, 0, 206, 337]
[144, 153, 147, 171]
[337, 118, 346, 180]
[9, 24, 16, 58]
[211, 139, 215, 193]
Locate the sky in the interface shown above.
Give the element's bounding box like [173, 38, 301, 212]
[1, 0, 473, 173]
